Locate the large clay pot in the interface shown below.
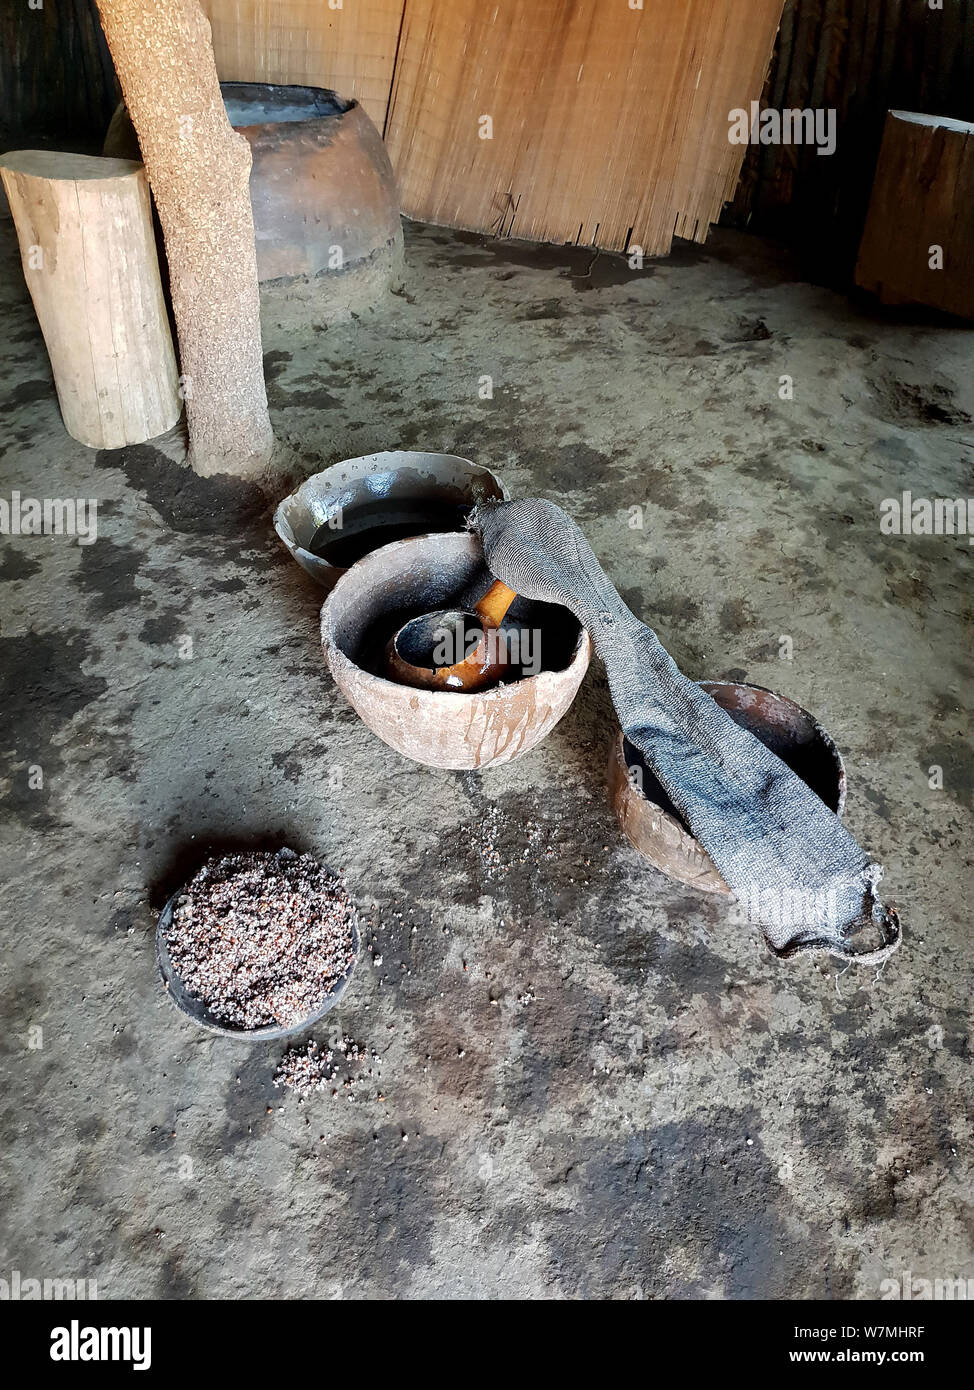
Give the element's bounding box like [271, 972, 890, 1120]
[105, 82, 403, 287]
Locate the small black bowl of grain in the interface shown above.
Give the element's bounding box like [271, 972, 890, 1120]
[156, 848, 359, 1040]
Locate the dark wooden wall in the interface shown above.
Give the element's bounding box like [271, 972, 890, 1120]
[0, 0, 115, 149]
[726, 0, 974, 279]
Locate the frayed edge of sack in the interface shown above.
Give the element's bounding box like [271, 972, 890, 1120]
[767, 861, 902, 966]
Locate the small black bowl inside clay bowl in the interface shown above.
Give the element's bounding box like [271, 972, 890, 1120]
[608, 681, 847, 893]
[156, 848, 360, 1041]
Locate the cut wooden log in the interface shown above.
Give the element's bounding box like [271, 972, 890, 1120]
[0, 150, 181, 449]
[856, 110, 974, 320]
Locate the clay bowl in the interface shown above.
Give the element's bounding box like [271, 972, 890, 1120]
[275, 450, 507, 590]
[609, 681, 846, 892]
[320, 532, 591, 769]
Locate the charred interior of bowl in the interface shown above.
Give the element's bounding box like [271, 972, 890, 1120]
[623, 682, 843, 826]
[331, 543, 582, 685]
[309, 495, 473, 569]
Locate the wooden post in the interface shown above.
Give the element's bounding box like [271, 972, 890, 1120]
[0, 150, 181, 450]
[856, 111, 974, 320]
[93, 0, 273, 478]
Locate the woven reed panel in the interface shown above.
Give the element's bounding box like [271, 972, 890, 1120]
[384, 0, 784, 254]
[199, 0, 405, 129]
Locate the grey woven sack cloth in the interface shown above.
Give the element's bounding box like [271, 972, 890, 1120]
[470, 498, 901, 965]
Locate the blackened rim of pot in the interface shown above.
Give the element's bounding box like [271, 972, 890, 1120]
[220, 81, 353, 127]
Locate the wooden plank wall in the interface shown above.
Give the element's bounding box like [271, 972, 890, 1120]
[0, 0, 116, 148]
[6, 1, 972, 268]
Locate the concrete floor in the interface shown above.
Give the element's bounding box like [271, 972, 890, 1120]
[1, 217, 972, 1300]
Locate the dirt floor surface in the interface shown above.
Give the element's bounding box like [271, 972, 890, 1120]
[0, 217, 971, 1299]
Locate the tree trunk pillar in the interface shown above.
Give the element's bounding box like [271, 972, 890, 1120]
[93, 0, 273, 476]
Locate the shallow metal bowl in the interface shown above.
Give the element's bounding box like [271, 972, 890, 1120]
[274, 450, 508, 589]
[156, 849, 360, 1041]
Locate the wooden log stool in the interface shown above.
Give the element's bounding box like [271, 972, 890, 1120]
[856, 111, 974, 321]
[0, 150, 181, 448]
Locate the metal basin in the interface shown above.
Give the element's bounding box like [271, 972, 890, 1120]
[320, 531, 591, 769]
[275, 450, 507, 590]
[156, 848, 360, 1041]
[608, 681, 847, 892]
